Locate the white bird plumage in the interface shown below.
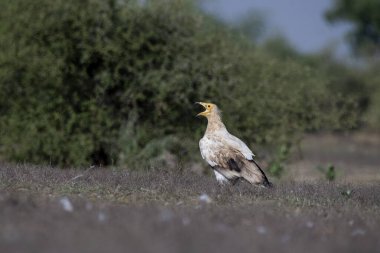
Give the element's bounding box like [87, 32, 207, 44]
[196, 102, 271, 187]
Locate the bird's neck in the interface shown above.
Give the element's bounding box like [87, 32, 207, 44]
[205, 113, 227, 135]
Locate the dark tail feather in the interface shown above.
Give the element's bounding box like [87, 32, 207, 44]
[263, 180, 273, 188]
[251, 159, 273, 188]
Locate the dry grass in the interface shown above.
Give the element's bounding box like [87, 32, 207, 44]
[1, 132, 379, 253]
[0, 163, 379, 253]
[286, 132, 380, 183]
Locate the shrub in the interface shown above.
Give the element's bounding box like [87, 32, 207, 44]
[0, 0, 359, 167]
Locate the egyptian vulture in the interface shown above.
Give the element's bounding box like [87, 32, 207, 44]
[196, 102, 272, 187]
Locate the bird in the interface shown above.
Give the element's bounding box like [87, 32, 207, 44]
[196, 102, 272, 187]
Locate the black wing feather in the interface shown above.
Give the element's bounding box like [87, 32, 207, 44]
[227, 158, 241, 172]
[249, 159, 272, 188]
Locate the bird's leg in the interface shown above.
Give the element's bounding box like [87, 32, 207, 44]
[230, 178, 244, 196]
[231, 178, 240, 186]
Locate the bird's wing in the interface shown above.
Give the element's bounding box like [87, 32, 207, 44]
[200, 134, 270, 186]
[199, 136, 246, 181]
[219, 146, 270, 186]
[224, 132, 255, 159]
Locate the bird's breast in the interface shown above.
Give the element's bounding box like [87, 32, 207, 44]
[199, 136, 224, 166]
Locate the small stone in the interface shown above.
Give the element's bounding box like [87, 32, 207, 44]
[97, 211, 107, 222]
[199, 193, 212, 204]
[256, 225, 267, 235]
[59, 197, 73, 212]
[351, 228, 366, 236]
[306, 221, 314, 228]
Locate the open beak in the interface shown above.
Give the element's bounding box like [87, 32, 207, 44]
[195, 102, 208, 117]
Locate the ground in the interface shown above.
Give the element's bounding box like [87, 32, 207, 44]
[0, 133, 379, 253]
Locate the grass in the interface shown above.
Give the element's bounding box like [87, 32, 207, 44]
[0, 162, 379, 253]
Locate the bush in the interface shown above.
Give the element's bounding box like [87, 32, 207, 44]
[0, 0, 359, 167]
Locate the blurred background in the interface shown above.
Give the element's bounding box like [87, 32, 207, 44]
[202, 0, 352, 57]
[0, 0, 379, 178]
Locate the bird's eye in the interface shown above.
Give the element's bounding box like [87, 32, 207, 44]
[207, 105, 211, 108]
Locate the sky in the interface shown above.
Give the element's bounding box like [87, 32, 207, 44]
[201, 0, 352, 57]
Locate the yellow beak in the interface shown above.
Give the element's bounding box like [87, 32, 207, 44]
[196, 102, 209, 117]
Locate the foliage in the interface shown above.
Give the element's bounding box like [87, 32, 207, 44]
[230, 9, 267, 43]
[362, 64, 380, 128]
[324, 0, 380, 129]
[326, 0, 380, 58]
[267, 143, 290, 178]
[0, 0, 359, 167]
[316, 164, 336, 181]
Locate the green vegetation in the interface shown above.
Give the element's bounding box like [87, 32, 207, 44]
[316, 164, 336, 181]
[326, 0, 380, 57]
[325, 0, 380, 128]
[267, 143, 290, 178]
[0, 0, 362, 167]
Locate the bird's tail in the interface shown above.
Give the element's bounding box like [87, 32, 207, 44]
[242, 159, 273, 188]
[251, 159, 272, 188]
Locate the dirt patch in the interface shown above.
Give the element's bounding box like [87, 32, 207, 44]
[0, 133, 379, 253]
[287, 132, 380, 183]
[0, 162, 379, 253]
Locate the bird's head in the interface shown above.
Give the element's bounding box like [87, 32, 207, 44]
[195, 102, 218, 118]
